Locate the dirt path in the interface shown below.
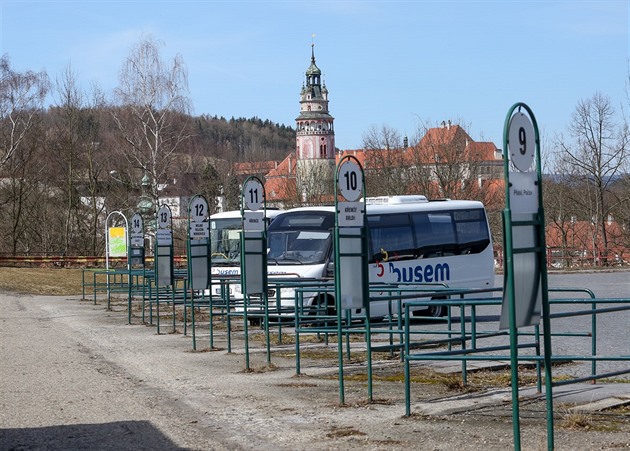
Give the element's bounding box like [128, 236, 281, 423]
[1, 293, 629, 450]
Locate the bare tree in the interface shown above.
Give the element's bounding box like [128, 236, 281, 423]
[407, 120, 497, 202]
[112, 35, 193, 215]
[50, 65, 84, 254]
[556, 92, 629, 265]
[0, 54, 50, 167]
[361, 124, 409, 196]
[297, 159, 335, 206]
[0, 118, 48, 255]
[45, 66, 111, 255]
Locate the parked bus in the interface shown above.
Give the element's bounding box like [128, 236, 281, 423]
[265, 195, 495, 318]
[208, 209, 283, 298]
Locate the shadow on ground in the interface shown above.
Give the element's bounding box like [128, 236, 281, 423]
[0, 420, 184, 451]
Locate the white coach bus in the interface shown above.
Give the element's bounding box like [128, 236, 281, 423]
[265, 195, 495, 318]
[208, 209, 283, 299]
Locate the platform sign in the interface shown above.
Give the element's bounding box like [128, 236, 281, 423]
[500, 105, 545, 330]
[338, 160, 363, 202]
[243, 178, 263, 211]
[240, 176, 267, 295]
[156, 205, 172, 246]
[129, 213, 145, 267]
[189, 196, 209, 239]
[508, 111, 535, 172]
[337, 201, 364, 227]
[508, 171, 539, 215]
[130, 213, 144, 247]
[337, 160, 365, 228]
[243, 211, 265, 231]
[155, 204, 174, 287]
[187, 195, 211, 292]
[335, 157, 367, 310]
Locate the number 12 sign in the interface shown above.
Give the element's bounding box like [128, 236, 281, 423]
[338, 160, 363, 202]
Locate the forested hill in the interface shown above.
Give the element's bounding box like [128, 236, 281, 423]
[193, 115, 296, 162]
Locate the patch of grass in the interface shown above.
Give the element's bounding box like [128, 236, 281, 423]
[557, 408, 624, 432]
[557, 409, 596, 430]
[325, 426, 366, 438]
[241, 364, 278, 374]
[0, 267, 84, 295]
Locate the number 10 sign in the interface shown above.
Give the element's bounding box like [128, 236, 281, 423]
[337, 158, 364, 227]
[338, 160, 363, 202]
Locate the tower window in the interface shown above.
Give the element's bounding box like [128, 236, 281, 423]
[320, 144, 327, 158]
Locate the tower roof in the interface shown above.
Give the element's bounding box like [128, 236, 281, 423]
[306, 44, 321, 76]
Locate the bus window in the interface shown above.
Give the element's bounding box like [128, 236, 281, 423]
[412, 212, 457, 257]
[210, 218, 242, 263]
[368, 214, 415, 262]
[453, 209, 490, 254]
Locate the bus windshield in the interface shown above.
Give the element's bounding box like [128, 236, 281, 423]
[267, 211, 335, 265]
[210, 217, 242, 265]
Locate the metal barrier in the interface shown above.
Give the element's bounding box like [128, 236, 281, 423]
[402, 289, 630, 418]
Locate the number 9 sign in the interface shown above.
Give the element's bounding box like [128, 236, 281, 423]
[243, 179, 263, 211]
[508, 111, 535, 172]
[338, 160, 363, 202]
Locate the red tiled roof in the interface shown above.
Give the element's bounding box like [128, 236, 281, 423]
[233, 160, 281, 175]
[231, 124, 502, 204]
[266, 154, 297, 178]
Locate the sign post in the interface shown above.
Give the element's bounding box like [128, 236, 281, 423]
[127, 212, 145, 324]
[187, 195, 211, 350]
[240, 176, 269, 368]
[129, 213, 145, 268]
[501, 103, 553, 451]
[155, 204, 174, 289]
[334, 156, 370, 404]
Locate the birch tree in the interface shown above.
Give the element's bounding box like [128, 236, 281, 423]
[0, 54, 50, 167]
[112, 36, 192, 216]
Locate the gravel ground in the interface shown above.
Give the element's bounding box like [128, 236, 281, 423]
[1, 292, 629, 450]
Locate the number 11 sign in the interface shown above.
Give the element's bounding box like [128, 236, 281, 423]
[243, 178, 263, 211]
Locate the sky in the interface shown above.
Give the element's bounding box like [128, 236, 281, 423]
[1, 0, 628, 152]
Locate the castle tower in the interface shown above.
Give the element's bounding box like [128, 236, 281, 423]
[295, 43, 335, 202]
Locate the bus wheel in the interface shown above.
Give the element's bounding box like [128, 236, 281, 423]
[413, 297, 447, 318]
[427, 305, 446, 318]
